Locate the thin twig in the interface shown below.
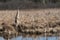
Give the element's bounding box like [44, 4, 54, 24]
[15, 8, 20, 31]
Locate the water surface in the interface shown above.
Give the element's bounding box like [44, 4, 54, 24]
[11, 36, 59, 40]
[0, 33, 60, 40]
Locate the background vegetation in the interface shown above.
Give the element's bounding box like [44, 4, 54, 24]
[0, 0, 60, 3]
[0, 0, 60, 9]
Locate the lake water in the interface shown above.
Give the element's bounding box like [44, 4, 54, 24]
[11, 36, 59, 40]
[0, 36, 60, 40]
[0, 33, 60, 40]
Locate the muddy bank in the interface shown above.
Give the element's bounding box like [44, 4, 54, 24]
[0, 9, 60, 39]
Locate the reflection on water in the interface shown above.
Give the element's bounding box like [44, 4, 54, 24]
[0, 33, 60, 40]
[12, 36, 60, 40]
[11, 36, 60, 40]
[0, 36, 60, 40]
